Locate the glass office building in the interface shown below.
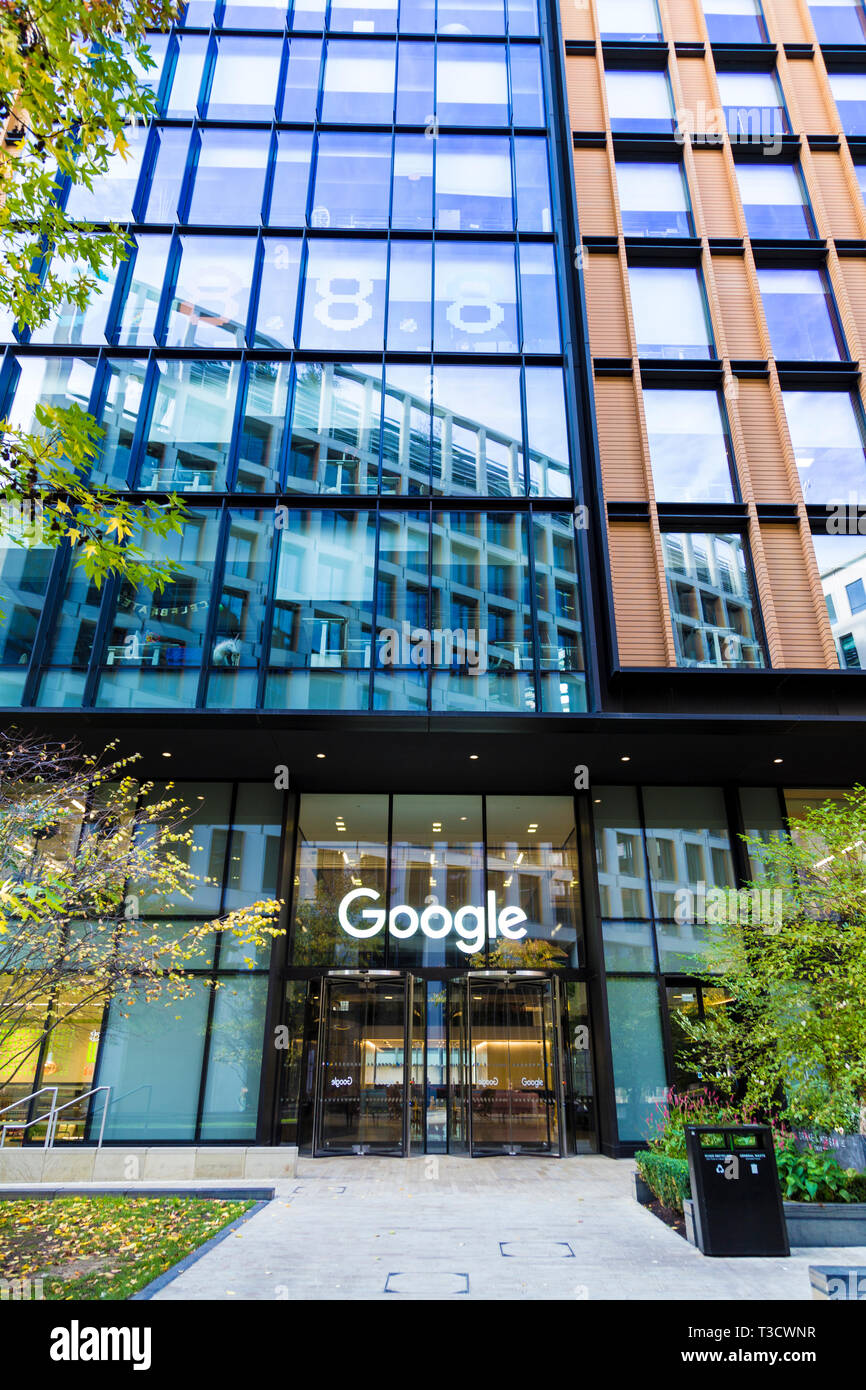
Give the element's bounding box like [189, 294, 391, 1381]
[3, 0, 866, 1156]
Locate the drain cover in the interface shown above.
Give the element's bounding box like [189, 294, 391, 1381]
[384, 1272, 470, 1295]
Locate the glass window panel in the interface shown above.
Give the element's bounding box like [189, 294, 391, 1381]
[829, 71, 866, 135]
[97, 509, 221, 705]
[526, 366, 570, 497]
[387, 241, 432, 350]
[400, 0, 435, 29]
[509, 44, 544, 125]
[430, 511, 533, 711]
[662, 530, 766, 669]
[3, 355, 96, 437]
[236, 360, 291, 492]
[39, 556, 103, 673]
[629, 265, 714, 359]
[321, 39, 396, 122]
[436, 44, 508, 126]
[207, 510, 276, 705]
[281, 37, 322, 120]
[592, 786, 649, 920]
[605, 69, 673, 133]
[597, 0, 661, 38]
[810, 533, 866, 669]
[286, 361, 382, 493]
[644, 785, 735, 972]
[389, 796, 484, 968]
[519, 242, 560, 353]
[132, 781, 233, 917]
[615, 160, 691, 237]
[809, 0, 866, 44]
[65, 124, 148, 222]
[182, 0, 216, 22]
[299, 239, 388, 350]
[514, 137, 552, 232]
[222, 0, 289, 26]
[205, 36, 283, 119]
[269, 131, 313, 226]
[783, 390, 866, 503]
[715, 69, 788, 139]
[291, 0, 327, 29]
[434, 242, 518, 353]
[164, 35, 209, 118]
[396, 40, 434, 123]
[188, 129, 270, 226]
[128, 33, 168, 96]
[29, 247, 119, 345]
[380, 366, 433, 494]
[607, 978, 667, 1143]
[140, 126, 190, 224]
[534, 511, 585, 696]
[437, 0, 505, 35]
[254, 237, 302, 349]
[644, 388, 735, 502]
[97, 987, 209, 1141]
[435, 136, 513, 232]
[506, 0, 538, 34]
[329, 0, 399, 30]
[139, 358, 241, 492]
[375, 510, 429, 653]
[739, 787, 786, 882]
[223, 784, 284, 919]
[92, 357, 149, 487]
[291, 794, 388, 967]
[166, 234, 257, 348]
[270, 509, 376, 681]
[392, 133, 433, 228]
[431, 366, 522, 496]
[312, 131, 392, 229]
[115, 233, 173, 346]
[735, 161, 814, 239]
[199, 976, 268, 1139]
[702, 0, 768, 44]
[0, 523, 52, 672]
[757, 266, 845, 361]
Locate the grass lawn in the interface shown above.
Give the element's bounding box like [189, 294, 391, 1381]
[0, 1195, 254, 1300]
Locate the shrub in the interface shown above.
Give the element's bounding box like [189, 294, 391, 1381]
[775, 1140, 859, 1204]
[645, 1088, 743, 1159]
[635, 1151, 692, 1214]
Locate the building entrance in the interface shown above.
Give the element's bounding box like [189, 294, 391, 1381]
[448, 973, 563, 1157]
[312, 972, 422, 1156]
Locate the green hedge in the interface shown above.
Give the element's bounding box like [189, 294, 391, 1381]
[635, 1151, 692, 1214]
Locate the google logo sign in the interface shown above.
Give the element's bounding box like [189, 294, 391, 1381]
[337, 888, 528, 956]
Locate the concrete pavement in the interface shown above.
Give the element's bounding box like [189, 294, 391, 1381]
[142, 1155, 866, 1300]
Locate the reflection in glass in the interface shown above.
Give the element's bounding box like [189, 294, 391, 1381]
[321, 39, 396, 122]
[593, 786, 649, 920]
[139, 359, 241, 492]
[392, 134, 433, 228]
[187, 129, 270, 226]
[389, 795, 484, 968]
[299, 239, 388, 350]
[236, 360, 292, 492]
[270, 131, 314, 226]
[207, 510, 276, 707]
[644, 388, 735, 502]
[435, 136, 512, 232]
[629, 265, 713, 359]
[433, 242, 518, 353]
[312, 131, 391, 229]
[436, 44, 508, 126]
[166, 235, 257, 349]
[607, 977, 667, 1143]
[205, 36, 283, 119]
[758, 267, 845, 361]
[254, 237, 302, 349]
[663, 531, 765, 669]
[486, 796, 581, 967]
[65, 124, 147, 222]
[810, 532, 866, 669]
[783, 390, 866, 504]
[286, 362, 382, 493]
[605, 69, 673, 133]
[736, 161, 814, 240]
[291, 794, 388, 967]
[615, 160, 691, 237]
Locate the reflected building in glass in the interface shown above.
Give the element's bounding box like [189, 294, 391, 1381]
[4, 0, 866, 1158]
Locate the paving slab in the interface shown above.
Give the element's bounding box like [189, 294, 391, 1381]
[136, 1155, 866, 1301]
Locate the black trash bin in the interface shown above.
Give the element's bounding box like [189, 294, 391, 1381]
[685, 1124, 789, 1258]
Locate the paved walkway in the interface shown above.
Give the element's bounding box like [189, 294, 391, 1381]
[145, 1156, 866, 1301]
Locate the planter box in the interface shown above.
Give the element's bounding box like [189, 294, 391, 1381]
[683, 1198, 866, 1249]
[784, 1202, 866, 1248]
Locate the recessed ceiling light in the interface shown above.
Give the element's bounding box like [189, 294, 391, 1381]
[620, 756, 630, 762]
[469, 754, 479, 760]
[773, 758, 783, 764]
[594, 798, 601, 804]
[460, 816, 467, 821]
[162, 751, 171, 758]
[316, 752, 326, 759]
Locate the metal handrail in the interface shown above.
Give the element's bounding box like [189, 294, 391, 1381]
[0, 1088, 58, 1149]
[45, 1086, 111, 1149]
